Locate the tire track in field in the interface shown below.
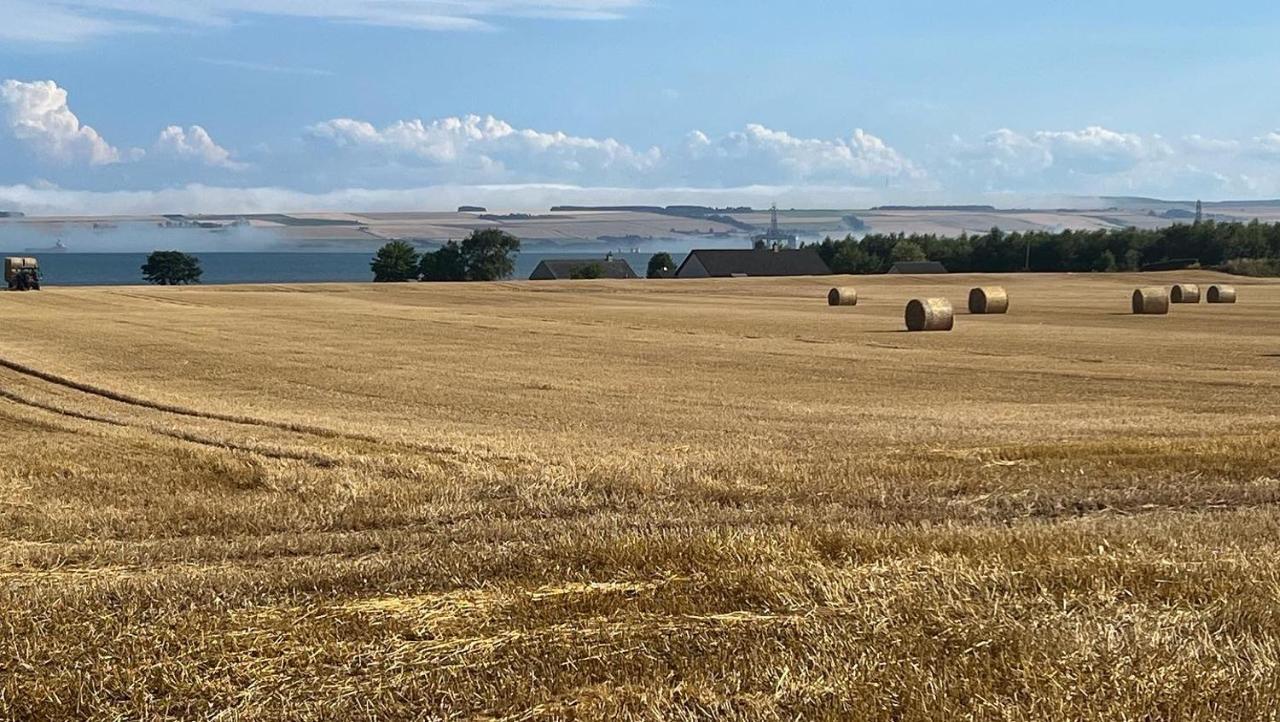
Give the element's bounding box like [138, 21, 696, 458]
[0, 386, 341, 465]
[0, 355, 531, 465]
[0, 355, 535, 471]
[106, 291, 209, 308]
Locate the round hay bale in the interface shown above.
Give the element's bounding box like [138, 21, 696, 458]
[827, 287, 858, 306]
[968, 286, 1009, 314]
[1170, 283, 1201, 304]
[1207, 284, 1237, 304]
[1132, 287, 1170, 315]
[905, 298, 954, 332]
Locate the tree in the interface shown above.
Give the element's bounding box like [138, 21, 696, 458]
[778, 220, 1280, 277]
[142, 251, 202, 285]
[1094, 249, 1118, 272]
[890, 240, 927, 263]
[646, 252, 675, 278]
[1123, 248, 1143, 271]
[419, 240, 467, 281]
[460, 228, 520, 281]
[416, 229, 521, 282]
[371, 240, 420, 282]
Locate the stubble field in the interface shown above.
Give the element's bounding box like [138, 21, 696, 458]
[2, 271, 1280, 720]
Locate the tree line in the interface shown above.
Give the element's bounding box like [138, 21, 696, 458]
[811, 220, 1280, 275]
[132, 218, 1280, 286]
[372, 229, 520, 282]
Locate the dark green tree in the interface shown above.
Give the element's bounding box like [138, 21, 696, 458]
[142, 251, 202, 285]
[419, 240, 467, 281]
[831, 241, 881, 274]
[1094, 249, 1118, 272]
[460, 228, 520, 281]
[890, 240, 927, 263]
[646, 252, 675, 278]
[1123, 248, 1143, 271]
[371, 240, 420, 282]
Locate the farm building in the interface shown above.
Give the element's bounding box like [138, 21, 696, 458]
[887, 261, 949, 274]
[675, 248, 831, 278]
[529, 257, 638, 280]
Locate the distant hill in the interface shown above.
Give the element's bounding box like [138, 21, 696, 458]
[872, 205, 997, 212]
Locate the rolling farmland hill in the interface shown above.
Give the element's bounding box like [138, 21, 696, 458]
[9, 198, 1280, 252]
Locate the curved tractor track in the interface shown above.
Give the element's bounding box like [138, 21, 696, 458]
[0, 356, 524, 473]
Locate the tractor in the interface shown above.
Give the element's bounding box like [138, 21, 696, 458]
[4, 257, 41, 291]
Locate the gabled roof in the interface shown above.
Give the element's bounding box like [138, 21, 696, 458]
[887, 261, 949, 274]
[675, 248, 831, 278]
[529, 258, 638, 280]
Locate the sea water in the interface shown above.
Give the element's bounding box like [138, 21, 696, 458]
[0, 252, 681, 286]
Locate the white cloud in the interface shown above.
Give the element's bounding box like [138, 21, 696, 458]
[2, 1, 645, 42]
[1182, 134, 1241, 154]
[948, 125, 1190, 196]
[6, 88, 1280, 207]
[154, 125, 242, 169]
[963, 126, 1169, 177]
[307, 114, 662, 181]
[0, 0, 147, 43]
[957, 129, 1053, 177]
[1253, 131, 1280, 156]
[0, 79, 122, 165]
[1031, 126, 1170, 174]
[682, 124, 922, 184]
[304, 116, 927, 189]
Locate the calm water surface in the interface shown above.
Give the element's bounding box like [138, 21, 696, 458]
[0, 252, 682, 286]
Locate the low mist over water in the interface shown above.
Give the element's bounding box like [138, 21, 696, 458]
[2, 221, 303, 254]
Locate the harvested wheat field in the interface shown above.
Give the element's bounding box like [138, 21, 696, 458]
[3, 271, 1280, 720]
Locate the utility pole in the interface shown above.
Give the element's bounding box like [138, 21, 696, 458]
[1025, 236, 1031, 272]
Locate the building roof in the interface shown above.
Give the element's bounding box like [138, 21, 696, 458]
[887, 261, 949, 274]
[675, 248, 831, 278]
[529, 258, 638, 280]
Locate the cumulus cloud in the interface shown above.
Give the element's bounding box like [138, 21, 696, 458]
[964, 129, 1054, 177]
[944, 125, 1207, 197]
[1031, 126, 1171, 174]
[154, 125, 241, 169]
[8, 89, 1280, 207]
[0, 79, 122, 165]
[942, 124, 1280, 198]
[1253, 131, 1280, 156]
[962, 126, 1169, 180]
[304, 116, 925, 189]
[2, 1, 645, 42]
[1182, 134, 1242, 154]
[307, 114, 662, 182]
[682, 124, 922, 184]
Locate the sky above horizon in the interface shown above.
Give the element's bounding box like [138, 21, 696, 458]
[3, 0, 1280, 214]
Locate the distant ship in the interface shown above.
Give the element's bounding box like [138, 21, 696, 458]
[23, 239, 68, 253]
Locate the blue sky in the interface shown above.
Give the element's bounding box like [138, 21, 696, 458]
[3, 0, 1280, 214]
